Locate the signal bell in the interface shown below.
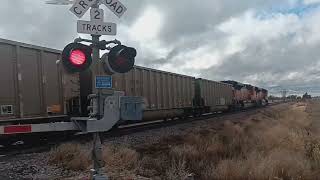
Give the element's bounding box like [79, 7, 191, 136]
[61, 43, 92, 73]
[102, 45, 137, 74]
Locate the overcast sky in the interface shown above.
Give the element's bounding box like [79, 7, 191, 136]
[1, 0, 320, 96]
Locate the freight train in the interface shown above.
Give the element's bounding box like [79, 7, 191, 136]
[0, 38, 268, 124]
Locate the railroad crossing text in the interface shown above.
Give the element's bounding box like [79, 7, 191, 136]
[101, 0, 127, 18]
[70, 0, 97, 18]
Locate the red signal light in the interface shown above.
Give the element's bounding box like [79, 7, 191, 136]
[70, 49, 86, 65]
[61, 43, 92, 73]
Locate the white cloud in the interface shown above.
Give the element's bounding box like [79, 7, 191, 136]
[128, 6, 170, 62]
[130, 6, 163, 41]
[218, 11, 302, 48]
[304, 0, 320, 5]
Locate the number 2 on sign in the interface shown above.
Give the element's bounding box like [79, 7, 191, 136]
[94, 10, 101, 19]
[90, 8, 104, 22]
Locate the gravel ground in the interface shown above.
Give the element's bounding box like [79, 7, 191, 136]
[0, 153, 81, 180]
[0, 107, 269, 180]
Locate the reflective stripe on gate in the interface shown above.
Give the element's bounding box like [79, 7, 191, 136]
[3, 125, 32, 134]
[0, 122, 79, 135]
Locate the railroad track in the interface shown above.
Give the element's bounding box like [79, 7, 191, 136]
[0, 103, 283, 157]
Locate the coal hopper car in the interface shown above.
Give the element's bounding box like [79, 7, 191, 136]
[193, 79, 234, 114]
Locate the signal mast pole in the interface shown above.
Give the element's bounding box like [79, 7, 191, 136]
[90, 2, 106, 179]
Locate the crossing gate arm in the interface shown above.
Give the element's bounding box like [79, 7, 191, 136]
[0, 96, 144, 135]
[0, 122, 79, 135]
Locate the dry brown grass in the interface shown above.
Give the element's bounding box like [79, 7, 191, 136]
[48, 143, 91, 171]
[49, 143, 141, 179]
[103, 145, 139, 170]
[49, 102, 320, 179]
[143, 102, 320, 179]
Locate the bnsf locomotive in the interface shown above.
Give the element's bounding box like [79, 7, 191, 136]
[0, 38, 268, 123]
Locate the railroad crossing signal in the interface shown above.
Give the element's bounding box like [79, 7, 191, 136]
[102, 45, 137, 74]
[64, 1, 133, 179]
[62, 0, 134, 74]
[61, 42, 92, 73]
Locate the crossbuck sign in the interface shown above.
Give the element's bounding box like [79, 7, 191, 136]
[70, 0, 127, 36]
